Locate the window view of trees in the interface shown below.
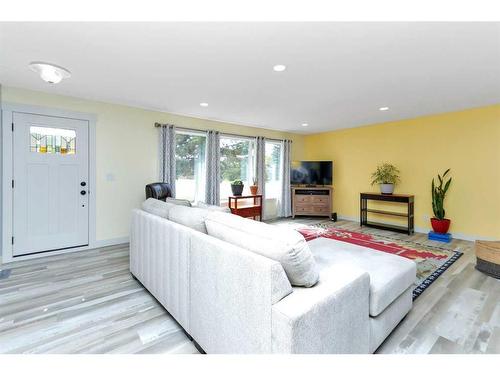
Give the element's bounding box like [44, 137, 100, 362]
[173, 133, 282, 204]
[220, 137, 254, 199]
[175, 133, 206, 201]
[220, 138, 250, 182]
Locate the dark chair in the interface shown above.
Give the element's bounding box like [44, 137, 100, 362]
[145, 182, 173, 201]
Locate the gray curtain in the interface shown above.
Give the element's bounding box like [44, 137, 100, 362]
[159, 124, 176, 196]
[278, 139, 292, 217]
[255, 135, 266, 196]
[205, 130, 221, 205]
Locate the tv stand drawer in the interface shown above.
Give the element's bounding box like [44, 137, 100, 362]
[313, 206, 330, 213]
[295, 195, 312, 203]
[312, 196, 329, 204]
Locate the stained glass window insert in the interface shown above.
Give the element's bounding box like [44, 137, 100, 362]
[30, 126, 76, 154]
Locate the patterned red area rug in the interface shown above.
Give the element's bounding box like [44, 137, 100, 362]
[297, 225, 462, 300]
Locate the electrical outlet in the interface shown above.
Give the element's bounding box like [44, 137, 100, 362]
[423, 214, 430, 221]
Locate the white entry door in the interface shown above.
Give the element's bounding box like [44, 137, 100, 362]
[12, 112, 89, 256]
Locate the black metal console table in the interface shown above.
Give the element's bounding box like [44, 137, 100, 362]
[360, 192, 414, 235]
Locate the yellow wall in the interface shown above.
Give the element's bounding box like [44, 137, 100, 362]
[304, 105, 500, 240]
[2, 86, 305, 243]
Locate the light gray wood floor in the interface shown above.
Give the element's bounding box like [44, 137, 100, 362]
[0, 245, 198, 354]
[0, 218, 498, 354]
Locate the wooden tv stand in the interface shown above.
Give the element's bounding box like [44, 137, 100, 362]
[292, 186, 333, 219]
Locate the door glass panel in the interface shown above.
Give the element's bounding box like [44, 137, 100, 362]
[30, 126, 76, 155]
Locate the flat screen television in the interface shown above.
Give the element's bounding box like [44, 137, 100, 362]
[291, 161, 333, 186]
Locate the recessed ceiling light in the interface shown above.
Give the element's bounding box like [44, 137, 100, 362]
[200, 102, 209, 107]
[28, 61, 71, 84]
[379, 107, 390, 111]
[273, 64, 286, 72]
[301, 123, 309, 127]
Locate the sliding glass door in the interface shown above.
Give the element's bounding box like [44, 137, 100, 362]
[175, 131, 207, 202]
[264, 140, 282, 200]
[172, 132, 284, 210]
[219, 136, 255, 202]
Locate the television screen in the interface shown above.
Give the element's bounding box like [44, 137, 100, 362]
[291, 161, 333, 186]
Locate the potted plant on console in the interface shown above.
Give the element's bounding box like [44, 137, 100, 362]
[250, 177, 259, 195]
[231, 179, 244, 196]
[371, 163, 400, 194]
[431, 169, 452, 234]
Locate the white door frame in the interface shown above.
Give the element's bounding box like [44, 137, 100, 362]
[1, 102, 97, 263]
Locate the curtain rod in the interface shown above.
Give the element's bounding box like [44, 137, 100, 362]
[154, 122, 291, 143]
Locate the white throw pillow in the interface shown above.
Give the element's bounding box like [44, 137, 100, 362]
[168, 205, 209, 234]
[141, 198, 176, 218]
[165, 197, 192, 207]
[205, 212, 319, 287]
[193, 201, 231, 213]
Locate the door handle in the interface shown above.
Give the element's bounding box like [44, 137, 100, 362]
[81, 181, 86, 187]
[80, 190, 87, 196]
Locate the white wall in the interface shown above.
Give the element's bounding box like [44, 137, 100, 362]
[1, 86, 305, 251]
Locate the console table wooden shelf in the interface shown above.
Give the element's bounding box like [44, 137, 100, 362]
[360, 192, 414, 235]
[229, 194, 263, 221]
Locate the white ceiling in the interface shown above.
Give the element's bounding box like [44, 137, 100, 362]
[1, 22, 499, 134]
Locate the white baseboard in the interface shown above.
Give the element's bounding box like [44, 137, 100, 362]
[337, 215, 494, 242]
[94, 236, 129, 248]
[0, 236, 130, 264]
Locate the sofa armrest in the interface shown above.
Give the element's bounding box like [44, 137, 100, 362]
[272, 265, 370, 353]
[189, 232, 292, 354]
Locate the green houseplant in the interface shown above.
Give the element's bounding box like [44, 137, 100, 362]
[371, 163, 400, 194]
[431, 169, 452, 234]
[231, 179, 244, 196]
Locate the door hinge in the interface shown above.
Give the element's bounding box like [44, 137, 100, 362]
[11, 122, 14, 131]
[11, 180, 14, 189]
[11, 236, 14, 245]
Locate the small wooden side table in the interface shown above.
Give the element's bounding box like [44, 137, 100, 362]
[228, 195, 263, 221]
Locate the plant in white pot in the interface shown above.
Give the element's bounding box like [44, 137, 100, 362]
[371, 163, 400, 194]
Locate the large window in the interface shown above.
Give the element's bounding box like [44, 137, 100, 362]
[172, 131, 283, 205]
[220, 136, 255, 200]
[175, 131, 206, 202]
[265, 141, 282, 199]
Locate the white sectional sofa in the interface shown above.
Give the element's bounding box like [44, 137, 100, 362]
[130, 199, 416, 354]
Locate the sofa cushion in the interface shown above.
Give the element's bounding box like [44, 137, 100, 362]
[193, 201, 231, 213]
[166, 197, 192, 207]
[168, 205, 209, 234]
[307, 237, 416, 316]
[141, 198, 176, 218]
[205, 212, 319, 287]
[369, 286, 413, 352]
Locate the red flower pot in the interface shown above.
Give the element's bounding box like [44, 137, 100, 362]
[431, 218, 451, 234]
